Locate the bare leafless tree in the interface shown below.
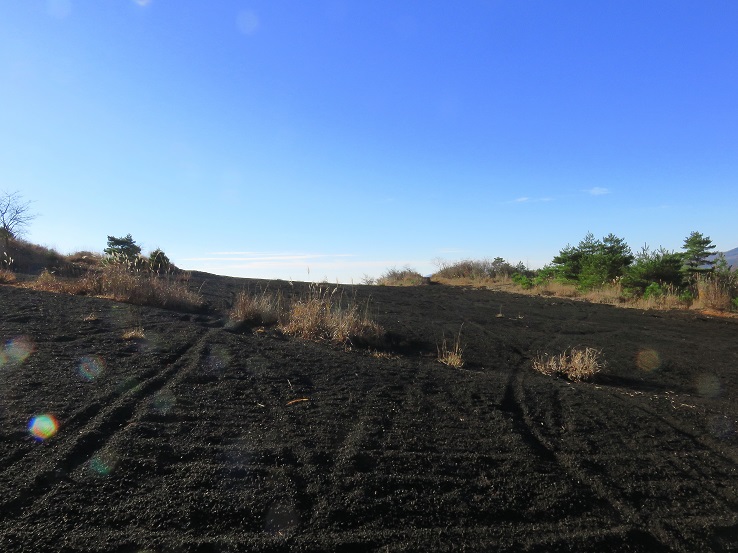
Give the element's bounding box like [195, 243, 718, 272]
[0, 191, 36, 249]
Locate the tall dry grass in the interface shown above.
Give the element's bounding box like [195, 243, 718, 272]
[693, 274, 735, 310]
[230, 289, 281, 326]
[437, 326, 464, 368]
[27, 259, 203, 311]
[279, 285, 384, 346]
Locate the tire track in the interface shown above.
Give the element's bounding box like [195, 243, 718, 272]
[511, 368, 736, 552]
[0, 327, 210, 517]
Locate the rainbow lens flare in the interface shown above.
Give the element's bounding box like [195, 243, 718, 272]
[77, 355, 105, 381]
[28, 414, 59, 441]
[1, 336, 35, 367]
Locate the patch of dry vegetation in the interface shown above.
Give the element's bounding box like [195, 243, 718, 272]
[26, 260, 203, 312]
[279, 285, 384, 346]
[437, 327, 464, 368]
[229, 289, 281, 326]
[122, 327, 146, 340]
[532, 347, 605, 381]
[377, 267, 426, 286]
[693, 274, 734, 311]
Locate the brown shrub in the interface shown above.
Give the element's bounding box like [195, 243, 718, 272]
[532, 347, 605, 381]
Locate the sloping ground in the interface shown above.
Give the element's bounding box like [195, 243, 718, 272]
[1, 275, 736, 552]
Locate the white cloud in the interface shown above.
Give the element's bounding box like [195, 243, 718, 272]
[586, 187, 610, 196]
[507, 197, 554, 204]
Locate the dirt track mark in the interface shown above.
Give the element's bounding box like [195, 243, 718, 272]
[514, 370, 737, 552]
[0, 327, 210, 517]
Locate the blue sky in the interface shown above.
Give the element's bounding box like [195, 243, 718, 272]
[2, 1, 736, 282]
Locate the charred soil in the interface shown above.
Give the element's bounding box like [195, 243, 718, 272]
[1, 273, 737, 552]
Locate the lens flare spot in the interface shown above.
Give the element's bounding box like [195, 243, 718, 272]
[77, 355, 105, 381]
[709, 416, 734, 440]
[236, 10, 259, 35]
[636, 349, 661, 372]
[116, 376, 140, 394]
[2, 336, 36, 366]
[152, 390, 175, 415]
[29, 414, 58, 441]
[696, 374, 721, 398]
[88, 451, 120, 476]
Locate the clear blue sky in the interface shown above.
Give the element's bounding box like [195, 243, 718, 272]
[2, 1, 736, 282]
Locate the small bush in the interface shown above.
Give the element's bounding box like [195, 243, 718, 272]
[149, 248, 173, 274]
[433, 257, 519, 281]
[511, 272, 534, 289]
[532, 347, 604, 381]
[643, 282, 664, 300]
[377, 267, 425, 286]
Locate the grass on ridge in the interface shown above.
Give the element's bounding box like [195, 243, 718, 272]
[26, 261, 204, 312]
[377, 267, 427, 286]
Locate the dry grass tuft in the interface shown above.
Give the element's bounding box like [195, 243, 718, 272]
[230, 289, 281, 326]
[437, 327, 464, 368]
[532, 346, 604, 381]
[280, 285, 384, 346]
[122, 327, 146, 340]
[0, 269, 16, 284]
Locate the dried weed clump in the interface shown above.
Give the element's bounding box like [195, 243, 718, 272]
[122, 327, 146, 340]
[437, 326, 464, 368]
[279, 285, 384, 346]
[533, 347, 604, 381]
[230, 289, 281, 326]
[0, 269, 16, 284]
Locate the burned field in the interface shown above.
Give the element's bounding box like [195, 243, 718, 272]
[1, 274, 736, 552]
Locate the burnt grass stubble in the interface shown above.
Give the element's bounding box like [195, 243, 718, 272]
[1, 271, 737, 552]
